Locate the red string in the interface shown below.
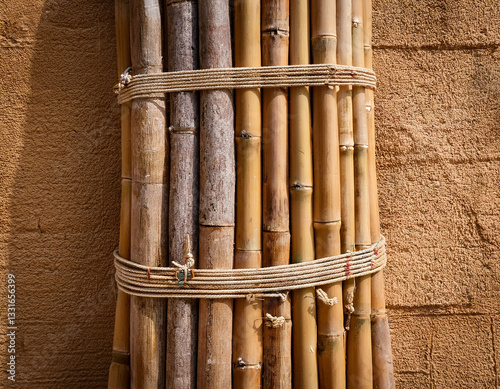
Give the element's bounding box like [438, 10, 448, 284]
[147, 268, 151, 279]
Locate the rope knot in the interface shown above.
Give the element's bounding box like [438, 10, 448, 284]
[316, 288, 338, 306]
[114, 66, 132, 94]
[265, 313, 286, 328]
[172, 235, 195, 285]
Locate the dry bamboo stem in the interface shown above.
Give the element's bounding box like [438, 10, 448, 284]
[347, 1, 373, 387]
[129, 1, 168, 388]
[289, 1, 318, 388]
[109, 1, 131, 387]
[197, 2, 235, 388]
[233, 1, 263, 388]
[337, 0, 355, 339]
[262, 1, 292, 387]
[364, 0, 396, 387]
[165, 1, 199, 388]
[311, 1, 346, 388]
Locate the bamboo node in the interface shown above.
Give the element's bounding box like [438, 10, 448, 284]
[265, 313, 286, 328]
[316, 288, 338, 307]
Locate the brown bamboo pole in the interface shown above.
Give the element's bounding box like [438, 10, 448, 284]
[311, 1, 346, 388]
[197, 2, 235, 388]
[289, 1, 318, 388]
[262, 1, 292, 387]
[109, 1, 131, 387]
[347, 0, 373, 387]
[364, 0, 396, 387]
[129, 0, 167, 388]
[165, 1, 199, 388]
[233, 1, 263, 388]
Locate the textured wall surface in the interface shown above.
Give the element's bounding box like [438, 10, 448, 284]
[0, 1, 498, 388]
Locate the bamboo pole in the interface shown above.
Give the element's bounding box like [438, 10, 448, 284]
[165, 1, 199, 388]
[262, 1, 292, 387]
[347, 0, 373, 387]
[311, 1, 346, 388]
[109, 1, 131, 387]
[197, 2, 235, 388]
[289, 1, 318, 388]
[129, 1, 167, 388]
[364, 0, 396, 387]
[233, 1, 263, 388]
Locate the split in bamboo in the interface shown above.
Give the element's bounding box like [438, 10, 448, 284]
[233, 1, 263, 388]
[347, 0, 373, 387]
[129, 0, 168, 388]
[311, 0, 346, 387]
[197, 2, 235, 388]
[165, 1, 199, 388]
[289, 1, 318, 388]
[364, 0, 396, 386]
[109, 1, 131, 387]
[262, 0, 292, 387]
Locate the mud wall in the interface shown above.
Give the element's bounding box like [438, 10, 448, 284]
[0, 0, 498, 387]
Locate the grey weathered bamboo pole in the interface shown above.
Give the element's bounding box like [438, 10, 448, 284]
[347, 0, 373, 387]
[129, 0, 168, 388]
[108, 1, 131, 387]
[262, 1, 292, 387]
[197, 2, 235, 388]
[233, 1, 263, 387]
[311, 1, 346, 387]
[364, 0, 396, 386]
[289, 1, 318, 388]
[165, 1, 199, 388]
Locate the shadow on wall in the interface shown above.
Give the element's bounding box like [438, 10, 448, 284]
[3, 1, 120, 387]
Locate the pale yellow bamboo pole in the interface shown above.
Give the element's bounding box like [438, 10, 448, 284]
[129, 0, 167, 388]
[197, 2, 235, 388]
[262, 1, 292, 387]
[364, 0, 396, 386]
[165, 1, 199, 388]
[108, 2, 131, 386]
[337, 0, 355, 339]
[347, 0, 373, 387]
[232, 1, 263, 388]
[311, 1, 346, 388]
[289, 1, 318, 388]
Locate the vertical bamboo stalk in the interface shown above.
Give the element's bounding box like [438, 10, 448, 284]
[197, 2, 235, 388]
[289, 1, 318, 388]
[337, 0, 355, 337]
[347, 0, 373, 388]
[165, 1, 199, 388]
[233, 1, 263, 388]
[109, 1, 131, 387]
[262, 1, 291, 387]
[129, 1, 168, 388]
[311, 1, 346, 388]
[364, 0, 396, 387]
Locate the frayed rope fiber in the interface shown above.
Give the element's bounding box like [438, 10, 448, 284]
[113, 236, 387, 299]
[114, 63, 376, 104]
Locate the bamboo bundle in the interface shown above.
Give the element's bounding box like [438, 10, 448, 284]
[289, 1, 318, 388]
[364, 0, 396, 387]
[165, 1, 199, 388]
[262, 0, 292, 387]
[311, 1, 346, 388]
[197, 2, 235, 388]
[108, 3, 132, 387]
[347, 0, 373, 387]
[233, 1, 263, 388]
[129, 0, 167, 388]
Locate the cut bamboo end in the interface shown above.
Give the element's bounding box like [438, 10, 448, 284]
[235, 136, 262, 251]
[292, 287, 318, 389]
